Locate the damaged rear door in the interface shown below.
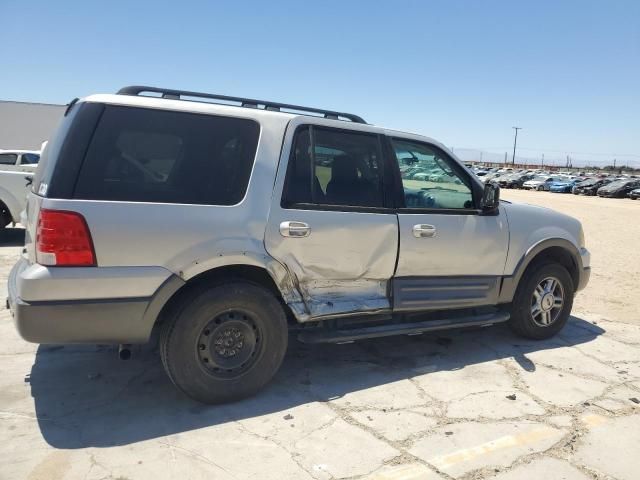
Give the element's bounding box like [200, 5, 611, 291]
[264, 119, 398, 321]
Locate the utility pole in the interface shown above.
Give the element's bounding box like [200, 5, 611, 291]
[504, 152, 508, 164]
[512, 127, 522, 165]
[541, 154, 544, 167]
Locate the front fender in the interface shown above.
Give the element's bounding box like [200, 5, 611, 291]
[498, 202, 587, 302]
[497, 238, 585, 303]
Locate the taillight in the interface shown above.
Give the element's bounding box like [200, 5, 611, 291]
[36, 209, 96, 266]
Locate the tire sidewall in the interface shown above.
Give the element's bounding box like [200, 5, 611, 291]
[510, 263, 574, 339]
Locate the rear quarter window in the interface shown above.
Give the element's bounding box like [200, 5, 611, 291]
[73, 106, 260, 205]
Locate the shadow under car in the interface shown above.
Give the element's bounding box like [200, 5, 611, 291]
[28, 316, 604, 449]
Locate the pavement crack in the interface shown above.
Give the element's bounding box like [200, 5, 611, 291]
[158, 439, 238, 478]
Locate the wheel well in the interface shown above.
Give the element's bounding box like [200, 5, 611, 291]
[152, 265, 292, 337]
[525, 246, 579, 290]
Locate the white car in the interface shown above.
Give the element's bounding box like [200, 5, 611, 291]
[0, 149, 40, 171]
[0, 149, 40, 227]
[412, 172, 430, 181]
[523, 176, 560, 191]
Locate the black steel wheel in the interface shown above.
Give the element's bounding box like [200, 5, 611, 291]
[196, 310, 263, 378]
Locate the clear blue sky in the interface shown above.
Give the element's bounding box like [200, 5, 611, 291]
[1, 0, 639, 166]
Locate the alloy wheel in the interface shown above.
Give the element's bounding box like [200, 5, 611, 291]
[530, 276, 564, 327]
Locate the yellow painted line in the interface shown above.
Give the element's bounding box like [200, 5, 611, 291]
[428, 425, 559, 471]
[580, 413, 608, 428]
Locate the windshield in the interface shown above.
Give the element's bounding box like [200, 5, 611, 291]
[606, 180, 630, 188]
[579, 178, 597, 186]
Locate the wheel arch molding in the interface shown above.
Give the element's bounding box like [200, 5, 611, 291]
[498, 238, 583, 303]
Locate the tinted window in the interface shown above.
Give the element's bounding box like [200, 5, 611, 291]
[21, 153, 40, 164]
[74, 106, 259, 205]
[392, 139, 474, 209]
[0, 153, 18, 165]
[283, 126, 384, 208]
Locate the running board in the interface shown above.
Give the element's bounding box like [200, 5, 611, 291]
[297, 311, 510, 344]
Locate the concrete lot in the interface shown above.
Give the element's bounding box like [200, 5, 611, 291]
[1, 191, 639, 480]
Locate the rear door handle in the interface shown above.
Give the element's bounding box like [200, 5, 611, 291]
[413, 224, 436, 238]
[280, 221, 311, 238]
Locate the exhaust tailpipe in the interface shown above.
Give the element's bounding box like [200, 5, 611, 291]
[118, 344, 132, 360]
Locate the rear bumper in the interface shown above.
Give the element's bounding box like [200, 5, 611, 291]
[10, 296, 152, 344]
[7, 258, 184, 344]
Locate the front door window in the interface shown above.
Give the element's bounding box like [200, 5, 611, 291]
[391, 139, 474, 210]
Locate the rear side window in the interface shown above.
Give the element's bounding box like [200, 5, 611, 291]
[74, 106, 259, 205]
[0, 153, 18, 165]
[282, 126, 384, 208]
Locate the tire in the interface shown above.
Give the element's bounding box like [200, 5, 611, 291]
[508, 263, 574, 340]
[160, 282, 288, 404]
[0, 203, 11, 228]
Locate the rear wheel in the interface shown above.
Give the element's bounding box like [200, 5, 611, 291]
[509, 263, 574, 339]
[160, 282, 288, 404]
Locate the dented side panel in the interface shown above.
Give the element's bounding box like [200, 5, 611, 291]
[264, 209, 398, 321]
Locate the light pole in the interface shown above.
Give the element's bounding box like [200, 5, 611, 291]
[512, 127, 522, 165]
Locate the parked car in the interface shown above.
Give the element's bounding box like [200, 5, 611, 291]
[522, 175, 558, 191]
[0, 169, 34, 228]
[549, 178, 581, 193]
[482, 172, 502, 183]
[628, 188, 640, 200]
[7, 86, 590, 404]
[500, 173, 535, 189]
[597, 179, 640, 198]
[0, 150, 39, 228]
[0, 149, 40, 170]
[572, 178, 611, 195]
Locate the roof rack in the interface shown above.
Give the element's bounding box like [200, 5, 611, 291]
[117, 86, 366, 124]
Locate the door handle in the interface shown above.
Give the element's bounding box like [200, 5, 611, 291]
[413, 224, 436, 238]
[280, 221, 311, 238]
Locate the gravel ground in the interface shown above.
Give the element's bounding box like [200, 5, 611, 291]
[1, 191, 639, 480]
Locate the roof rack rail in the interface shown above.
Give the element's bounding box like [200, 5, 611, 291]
[117, 86, 366, 124]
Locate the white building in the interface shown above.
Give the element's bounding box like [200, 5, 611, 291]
[0, 100, 65, 150]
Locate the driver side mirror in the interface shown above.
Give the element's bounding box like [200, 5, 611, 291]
[481, 181, 500, 213]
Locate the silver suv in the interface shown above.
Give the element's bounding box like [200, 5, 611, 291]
[8, 86, 590, 404]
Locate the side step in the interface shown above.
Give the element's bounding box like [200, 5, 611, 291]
[297, 311, 510, 344]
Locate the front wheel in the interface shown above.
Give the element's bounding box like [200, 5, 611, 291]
[160, 282, 288, 404]
[508, 263, 574, 340]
